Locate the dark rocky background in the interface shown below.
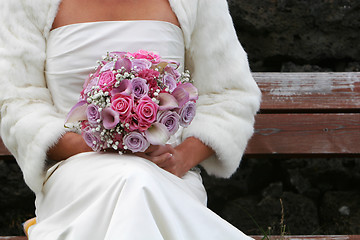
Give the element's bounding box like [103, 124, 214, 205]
[230, 0, 360, 72]
[1, 0, 360, 236]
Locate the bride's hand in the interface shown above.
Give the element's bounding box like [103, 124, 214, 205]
[135, 144, 188, 177]
[135, 137, 214, 178]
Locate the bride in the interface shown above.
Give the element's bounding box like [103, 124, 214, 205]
[0, 0, 261, 239]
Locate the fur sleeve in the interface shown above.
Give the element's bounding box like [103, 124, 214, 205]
[0, 0, 63, 193]
[182, 0, 262, 178]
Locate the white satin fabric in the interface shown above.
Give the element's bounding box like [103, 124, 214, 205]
[29, 21, 252, 240]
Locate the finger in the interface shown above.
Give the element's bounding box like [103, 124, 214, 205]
[151, 152, 173, 166]
[135, 151, 172, 165]
[148, 144, 175, 157]
[144, 145, 161, 154]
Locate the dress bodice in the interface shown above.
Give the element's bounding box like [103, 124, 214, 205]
[45, 20, 185, 114]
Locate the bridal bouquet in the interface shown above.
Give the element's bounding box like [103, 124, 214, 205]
[65, 50, 197, 153]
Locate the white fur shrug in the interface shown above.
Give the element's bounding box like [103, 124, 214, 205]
[0, 0, 261, 194]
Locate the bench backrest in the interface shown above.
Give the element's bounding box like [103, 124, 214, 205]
[246, 72, 360, 157]
[1, 72, 359, 158]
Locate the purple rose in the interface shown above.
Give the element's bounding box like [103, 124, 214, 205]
[162, 74, 177, 92]
[157, 111, 180, 135]
[164, 64, 181, 80]
[102, 107, 120, 129]
[131, 59, 152, 72]
[123, 131, 150, 153]
[132, 77, 149, 99]
[86, 104, 102, 125]
[178, 101, 196, 127]
[82, 127, 102, 152]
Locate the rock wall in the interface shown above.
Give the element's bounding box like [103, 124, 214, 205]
[0, 0, 359, 236]
[203, 158, 360, 235]
[228, 0, 360, 72]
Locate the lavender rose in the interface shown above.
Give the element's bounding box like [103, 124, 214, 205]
[86, 104, 102, 125]
[123, 131, 150, 152]
[82, 127, 102, 152]
[157, 111, 180, 135]
[132, 77, 149, 99]
[162, 74, 177, 92]
[178, 101, 196, 127]
[164, 64, 181, 80]
[131, 59, 152, 72]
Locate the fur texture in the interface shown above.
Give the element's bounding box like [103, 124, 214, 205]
[0, 0, 261, 193]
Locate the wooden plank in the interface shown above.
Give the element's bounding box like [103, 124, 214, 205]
[0, 138, 10, 156]
[0, 237, 26, 240]
[245, 113, 360, 156]
[2, 114, 360, 157]
[253, 72, 360, 111]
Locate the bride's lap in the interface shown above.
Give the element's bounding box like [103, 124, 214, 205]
[35, 152, 207, 220]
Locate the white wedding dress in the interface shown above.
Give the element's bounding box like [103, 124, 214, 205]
[29, 21, 252, 240]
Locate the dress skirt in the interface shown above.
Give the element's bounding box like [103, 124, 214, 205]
[29, 152, 252, 240]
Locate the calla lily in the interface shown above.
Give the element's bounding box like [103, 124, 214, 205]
[65, 100, 88, 124]
[102, 107, 120, 129]
[171, 87, 189, 108]
[145, 123, 170, 145]
[158, 92, 179, 110]
[111, 79, 132, 96]
[115, 58, 132, 72]
[178, 83, 198, 101]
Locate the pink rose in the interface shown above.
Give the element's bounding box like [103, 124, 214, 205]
[137, 69, 160, 96]
[135, 96, 159, 126]
[137, 69, 160, 85]
[123, 114, 140, 132]
[98, 70, 116, 91]
[130, 50, 161, 64]
[111, 93, 134, 121]
[123, 114, 151, 132]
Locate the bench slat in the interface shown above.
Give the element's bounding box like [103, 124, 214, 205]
[246, 113, 360, 156]
[253, 72, 360, 112]
[0, 138, 10, 156]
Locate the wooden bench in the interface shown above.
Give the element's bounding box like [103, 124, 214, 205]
[0, 72, 359, 239]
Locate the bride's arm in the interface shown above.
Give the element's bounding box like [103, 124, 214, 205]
[47, 132, 92, 162]
[177, 0, 261, 178]
[0, 1, 71, 193]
